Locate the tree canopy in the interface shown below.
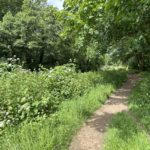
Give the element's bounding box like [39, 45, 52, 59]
[0, 0, 24, 20]
[0, 0, 149, 70]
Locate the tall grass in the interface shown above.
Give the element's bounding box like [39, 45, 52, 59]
[0, 70, 127, 150]
[104, 113, 150, 150]
[0, 85, 114, 150]
[129, 73, 150, 131]
[104, 72, 150, 150]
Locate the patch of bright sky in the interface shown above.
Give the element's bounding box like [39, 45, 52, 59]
[47, 0, 64, 10]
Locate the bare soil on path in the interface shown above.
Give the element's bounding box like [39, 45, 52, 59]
[69, 74, 140, 150]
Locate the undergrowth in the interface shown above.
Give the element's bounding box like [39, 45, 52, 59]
[0, 65, 127, 150]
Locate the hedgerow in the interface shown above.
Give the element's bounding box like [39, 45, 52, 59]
[0, 63, 127, 129]
[0, 66, 127, 150]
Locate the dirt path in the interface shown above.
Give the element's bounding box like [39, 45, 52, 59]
[69, 74, 140, 150]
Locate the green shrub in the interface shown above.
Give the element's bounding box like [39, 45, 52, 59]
[0, 57, 21, 74]
[0, 70, 127, 150]
[0, 64, 127, 129]
[0, 64, 87, 128]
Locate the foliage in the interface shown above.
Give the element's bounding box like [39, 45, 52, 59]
[0, 56, 22, 74]
[0, 0, 23, 20]
[0, 63, 127, 129]
[63, 0, 150, 70]
[0, 64, 87, 128]
[62, 0, 107, 71]
[0, 0, 149, 70]
[0, 69, 127, 150]
[0, 1, 64, 69]
[0, 0, 149, 149]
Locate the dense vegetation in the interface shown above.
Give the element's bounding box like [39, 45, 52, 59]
[0, 64, 127, 149]
[0, 0, 149, 71]
[0, 63, 114, 128]
[104, 73, 150, 150]
[0, 0, 23, 20]
[0, 0, 149, 149]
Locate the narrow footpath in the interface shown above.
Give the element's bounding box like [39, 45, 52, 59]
[69, 74, 140, 150]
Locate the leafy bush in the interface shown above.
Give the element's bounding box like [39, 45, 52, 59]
[0, 57, 21, 75]
[0, 70, 127, 150]
[0, 64, 127, 129]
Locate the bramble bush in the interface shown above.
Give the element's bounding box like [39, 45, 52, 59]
[0, 63, 102, 128]
[0, 63, 127, 130]
[0, 66, 127, 150]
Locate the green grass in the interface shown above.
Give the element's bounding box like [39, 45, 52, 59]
[128, 73, 150, 131]
[104, 113, 150, 150]
[104, 72, 150, 150]
[0, 70, 127, 150]
[0, 84, 114, 150]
